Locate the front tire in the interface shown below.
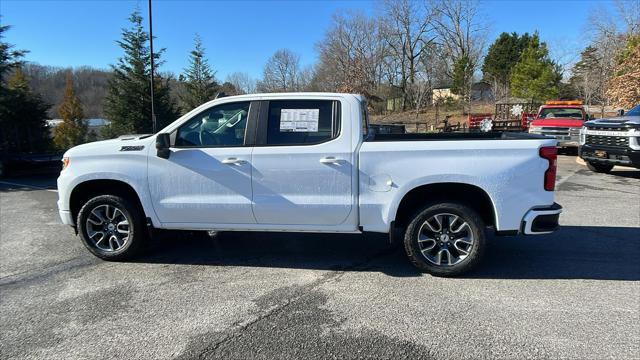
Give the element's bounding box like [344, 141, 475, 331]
[586, 161, 613, 173]
[77, 195, 145, 260]
[404, 202, 485, 277]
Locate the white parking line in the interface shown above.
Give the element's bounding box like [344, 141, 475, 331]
[0, 180, 58, 193]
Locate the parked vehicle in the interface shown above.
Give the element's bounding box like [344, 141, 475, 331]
[579, 104, 640, 173]
[57, 93, 562, 276]
[528, 100, 592, 148]
[0, 153, 63, 177]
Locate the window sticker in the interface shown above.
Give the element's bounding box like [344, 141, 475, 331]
[280, 109, 319, 132]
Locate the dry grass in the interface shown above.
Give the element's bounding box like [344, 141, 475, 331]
[369, 103, 494, 132]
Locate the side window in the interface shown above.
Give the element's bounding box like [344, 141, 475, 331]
[266, 100, 339, 145]
[175, 102, 250, 147]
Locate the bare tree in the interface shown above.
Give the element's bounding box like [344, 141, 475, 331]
[587, 6, 629, 115]
[225, 72, 255, 94]
[257, 49, 301, 92]
[431, 0, 487, 113]
[380, 0, 437, 110]
[614, 0, 640, 36]
[314, 11, 384, 94]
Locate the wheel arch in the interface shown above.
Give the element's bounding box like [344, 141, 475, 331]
[69, 179, 148, 226]
[391, 182, 498, 229]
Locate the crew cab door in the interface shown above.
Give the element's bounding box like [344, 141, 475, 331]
[147, 101, 257, 225]
[250, 99, 353, 226]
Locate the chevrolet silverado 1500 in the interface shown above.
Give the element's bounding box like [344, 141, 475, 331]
[57, 93, 562, 276]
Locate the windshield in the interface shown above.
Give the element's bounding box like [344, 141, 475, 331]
[625, 104, 640, 116]
[538, 107, 584, 119]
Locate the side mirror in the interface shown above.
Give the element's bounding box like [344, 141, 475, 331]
[156, 133, 171, 159]
[617, 109, 625, 116]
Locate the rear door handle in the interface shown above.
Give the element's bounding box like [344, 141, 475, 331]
[222, 157, 245, 165]
[319, 156, 341, 164]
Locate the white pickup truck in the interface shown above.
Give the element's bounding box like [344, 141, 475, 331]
[57, 93, 562, 276]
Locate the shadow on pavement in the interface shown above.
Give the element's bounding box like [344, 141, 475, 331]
[139, 231, 421, 278]
[136, 225, 640, 281]
[471, 226, 640, 281]
[0, 174, 58, 192]
[609, 169, 640, 179]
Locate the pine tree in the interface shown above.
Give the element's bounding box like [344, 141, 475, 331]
[103, 10, 178, 137]
[53, 74, 87, 149]
[509, 33, 561, 102]
[180, 34, 218, 111]
[482, 32, 532, 99]
[1, 68, 50, 153]
[0, 25, 27, 85]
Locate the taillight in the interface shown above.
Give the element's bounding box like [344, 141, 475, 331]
[539, 146, 557, 191]
[62, 157, 70, 170]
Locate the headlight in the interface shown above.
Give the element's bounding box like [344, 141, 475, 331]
[62, 157, 70, 170]
[579, 126, 586, 145]
[529, 126, 542, 134]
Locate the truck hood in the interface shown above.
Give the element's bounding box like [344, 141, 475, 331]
[584, 116, 640, 129]
[64, 134, 154, 158]
[530, 118, 584, 127]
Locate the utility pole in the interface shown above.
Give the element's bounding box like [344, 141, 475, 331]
[148, 0, 157, 133]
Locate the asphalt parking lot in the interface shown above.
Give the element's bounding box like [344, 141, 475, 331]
[1, 155, 639, 359]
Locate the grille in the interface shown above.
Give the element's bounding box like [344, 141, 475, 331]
[540, 127, 570, 136]
[585, 135, 629, 148]
[586, 125, 626, 131]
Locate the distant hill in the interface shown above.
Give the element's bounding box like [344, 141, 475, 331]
[22, 63, 111, 119]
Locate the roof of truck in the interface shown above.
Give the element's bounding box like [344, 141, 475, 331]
[216, 92, 364, 101]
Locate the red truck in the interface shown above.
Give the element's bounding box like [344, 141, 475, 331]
[528, 100, 592, 148]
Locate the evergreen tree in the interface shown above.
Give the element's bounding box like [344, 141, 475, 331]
[509, 33, 561, 102]
[53, 74, 87, 149]
[0, 24, 27, 84]
[451, 56, 472, 96]
[482, 32, 531, 98]
[180, 34, 218, 111]
[1, 68, 50, 153]
[451, 55, 473, 114]
[103, 10, 178, 137]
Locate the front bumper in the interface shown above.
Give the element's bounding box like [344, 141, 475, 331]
[521, 203, 562, 235]
[579, 145, 640, 168]
[557, 139, 579, 147]
[529, 131, 579, 147]
[59, 209, 75, 226]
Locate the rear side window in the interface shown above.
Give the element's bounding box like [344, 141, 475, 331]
[266, 100, 340, 145]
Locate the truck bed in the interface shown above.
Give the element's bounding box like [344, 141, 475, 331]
[368, 131, 548, 142]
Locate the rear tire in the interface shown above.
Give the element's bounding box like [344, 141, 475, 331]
[77, 195, 146, 261]
[404, 202, 485, 277]
[586, 161, 613, 173]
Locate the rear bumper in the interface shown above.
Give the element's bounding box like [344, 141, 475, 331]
[521, 203, 562, 235]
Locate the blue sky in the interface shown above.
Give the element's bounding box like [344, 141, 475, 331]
[0, 0, 623, 81]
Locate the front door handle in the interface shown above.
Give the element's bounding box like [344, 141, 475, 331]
[222, 157, 245, 165]
[319, 156, 341, 164]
